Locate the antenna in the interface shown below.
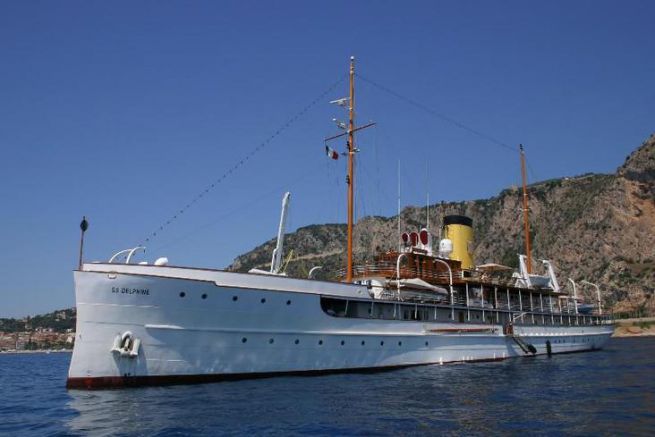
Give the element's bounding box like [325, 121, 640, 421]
[427, 192, 430, 230]
[426, 161, 430, 231]
[332, 118, 347, 130]
[397, 160, 401, 252]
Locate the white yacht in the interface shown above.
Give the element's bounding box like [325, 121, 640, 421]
[67, 58, 613, 389]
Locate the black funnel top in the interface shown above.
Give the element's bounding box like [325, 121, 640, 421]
[443, 215, 473, 227]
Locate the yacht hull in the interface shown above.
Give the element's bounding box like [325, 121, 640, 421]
[67, 264, 613, 389]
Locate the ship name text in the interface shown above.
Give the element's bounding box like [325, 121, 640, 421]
[112, 287, 150, 296]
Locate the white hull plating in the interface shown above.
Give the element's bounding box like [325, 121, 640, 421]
[68, 264, 613, 388]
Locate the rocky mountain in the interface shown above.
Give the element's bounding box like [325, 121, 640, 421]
[229, 134, 655, 316]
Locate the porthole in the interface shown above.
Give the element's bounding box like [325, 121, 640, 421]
[361, 340, 365, 346]
[425, 341, 429, 347]
[179, 292, 186, 298]
[232, 296, 238, 302]
[269, 338, 274, 344]
[286, 300, 291, 305]
[380, 341, 384, 346]
[261, 298, 266, 303]
[398, 341, 402, 346]
[241, 337, 247, 343]
[201, 293, 207, 299]
[318, 340, 323, 345]
[294, 339, 299, 344]
[340, 340, 345, 346]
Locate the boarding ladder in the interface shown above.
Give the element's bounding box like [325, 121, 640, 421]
[504, 313, 537, 355]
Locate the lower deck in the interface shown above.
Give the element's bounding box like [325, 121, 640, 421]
[321, 296, 609, 328]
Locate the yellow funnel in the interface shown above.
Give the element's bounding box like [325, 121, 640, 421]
[443, 215, 474, 269]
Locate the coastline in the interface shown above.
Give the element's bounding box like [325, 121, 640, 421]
[612, 317, 655, 337]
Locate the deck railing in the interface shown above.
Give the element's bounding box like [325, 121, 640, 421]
[337, 260, 457, 284]
[334, 261, 609, 323]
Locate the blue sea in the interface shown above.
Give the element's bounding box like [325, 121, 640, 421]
[1, 337, 654, 436]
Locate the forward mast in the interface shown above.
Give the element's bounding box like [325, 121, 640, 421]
[325, 57, 374, 282]
[347, 57, 356, 282]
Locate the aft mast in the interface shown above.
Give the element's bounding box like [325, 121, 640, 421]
[519, 144, 532, 274]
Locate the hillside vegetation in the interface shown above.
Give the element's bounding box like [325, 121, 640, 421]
[0, 308, 76, 333]
[229, 134, 655, 317]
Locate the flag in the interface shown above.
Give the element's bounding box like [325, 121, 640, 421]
[325, 145, 339, 160]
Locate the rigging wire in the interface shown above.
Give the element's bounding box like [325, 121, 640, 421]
[151, 166, 316, 254]
[325, 146, 342, 223]
[526, 160, 540, 185]
[373, 124, 383, 218]
[354, 157, 379, 261]
[138, 74, 347, 246]
[356, 152, 388, 254]
[354, 157, 364, 241]
[355, 73, 518, 153]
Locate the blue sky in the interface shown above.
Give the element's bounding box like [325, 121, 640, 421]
[1, 1, 653, 317]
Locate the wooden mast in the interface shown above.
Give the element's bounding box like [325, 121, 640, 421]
[519, 144, 532, 274]
[324, 57, 374, 282]
[346, 56, 356, 282]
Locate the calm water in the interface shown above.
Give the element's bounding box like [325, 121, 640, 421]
[1, 337, 654, 436]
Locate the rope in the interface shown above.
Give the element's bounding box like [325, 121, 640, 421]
[139, 74, 347, 245]
[356, 73, 518, 153]
[151, 167, 315, 253]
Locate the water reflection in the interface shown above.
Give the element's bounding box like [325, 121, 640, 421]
[63, 338, 655, 435]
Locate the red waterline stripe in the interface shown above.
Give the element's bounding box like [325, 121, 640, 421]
[66, 347, 603, 390]
[66, 358, 508, 390]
